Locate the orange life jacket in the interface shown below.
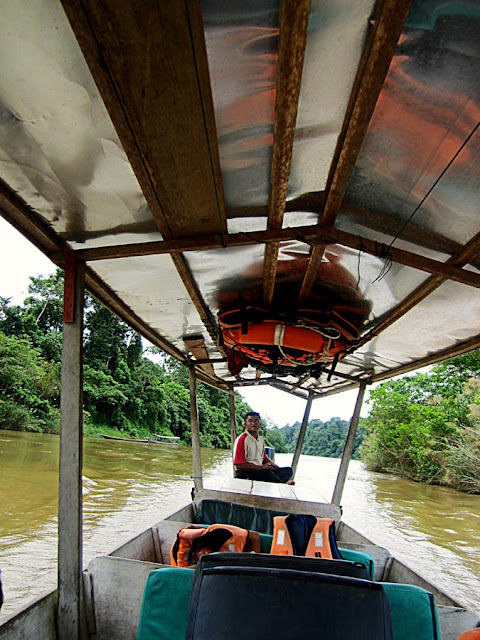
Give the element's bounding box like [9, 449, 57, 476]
[170, 524, 248, 567]
[218, 305, 361, 374]
[270, 516, 336, 559]
[456, 631, 480, 640]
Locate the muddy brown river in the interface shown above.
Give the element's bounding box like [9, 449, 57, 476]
[1, 430, 479, 622]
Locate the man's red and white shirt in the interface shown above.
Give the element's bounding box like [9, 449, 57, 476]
[233, 431, 268, 466]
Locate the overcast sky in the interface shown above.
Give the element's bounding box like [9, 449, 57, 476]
[0, 216, 370, 426]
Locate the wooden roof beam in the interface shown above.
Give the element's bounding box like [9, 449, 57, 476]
[263, 0, 311, 308]
[340, 202, 475, 264]
[172, 254, 219, 341]
[61, 0, 224, 342]
[298, 0, 412, 304]
[76, 224, 480, 291]
[61, 0, 225, 238]
[0, 180, 65, 261]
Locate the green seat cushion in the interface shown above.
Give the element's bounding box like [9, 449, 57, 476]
[338, 548, 375, 580]
[259, 532, 273, 553]
[137, 567, 194, 640]
[381, 582, 440, 640]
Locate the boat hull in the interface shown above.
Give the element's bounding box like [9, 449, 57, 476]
[1, 492, 478, 640]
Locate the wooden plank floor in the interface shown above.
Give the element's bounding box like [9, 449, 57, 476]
[203, 476, 326, 503]
[204, 476, 298, 500]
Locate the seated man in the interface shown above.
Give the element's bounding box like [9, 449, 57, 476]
[233, 411, 294, 484]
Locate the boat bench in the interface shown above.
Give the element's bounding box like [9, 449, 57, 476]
[136, 564, 441, 640]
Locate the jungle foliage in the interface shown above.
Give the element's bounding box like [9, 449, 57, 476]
[361, 352, 480, 493]
[0, 270, 251, 447]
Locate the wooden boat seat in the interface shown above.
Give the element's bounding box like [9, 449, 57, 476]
[152, 519, 376, 578]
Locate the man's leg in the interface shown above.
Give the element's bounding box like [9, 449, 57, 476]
[272, 466, 294, 483]
[235, 468, 281, 483]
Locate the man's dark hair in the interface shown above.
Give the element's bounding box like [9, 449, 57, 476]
[244, 411, 261, 422]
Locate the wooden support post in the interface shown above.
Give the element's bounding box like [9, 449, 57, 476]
[331, 382, 367, 506]
[229, 384, 237, 475]
[189, 363, 203, 492]
[291, 391, 314, 479]
[58, 252, 85, 640]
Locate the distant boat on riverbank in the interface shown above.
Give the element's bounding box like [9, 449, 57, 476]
[100, 434, 180, 445]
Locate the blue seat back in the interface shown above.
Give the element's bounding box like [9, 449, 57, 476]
[137, 565, 438, 640]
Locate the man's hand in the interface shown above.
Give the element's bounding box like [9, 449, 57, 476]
[262, 461, 275, 469]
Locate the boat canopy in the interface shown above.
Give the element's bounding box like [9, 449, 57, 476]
[2, 0, 480, 399]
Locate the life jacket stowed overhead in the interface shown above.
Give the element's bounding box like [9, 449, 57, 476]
[270, 516, 340, 560]
[170, 524, 248, 567]
[218, 305, 363, 375]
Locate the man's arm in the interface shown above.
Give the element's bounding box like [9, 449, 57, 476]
[235, 461, 275, 471]
[263, 449, 278, 468]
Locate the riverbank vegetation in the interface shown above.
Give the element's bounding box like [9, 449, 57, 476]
[361, 353, 480, 493]
[0, 270, 252, 447]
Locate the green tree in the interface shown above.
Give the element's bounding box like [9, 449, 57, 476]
[0, 333, 60, 431]
[361, 352, 480, 490]
[84, 299, 131, 374]
[0, 271, 255, 449]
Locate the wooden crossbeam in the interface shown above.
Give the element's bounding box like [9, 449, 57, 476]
[75, 224, 480, 291]
[172, 254, 218, 341]
[358, 229, 480, 347]
[371, 331, 480, 384]
[184, 336, 215, 378]
[0, 179, 63, 260]
[61, 0, 225, 238]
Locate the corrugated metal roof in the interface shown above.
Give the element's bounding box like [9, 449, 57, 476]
[2, 0, 480, 399]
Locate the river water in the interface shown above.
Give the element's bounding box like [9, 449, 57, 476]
[1, 430, 479, 623]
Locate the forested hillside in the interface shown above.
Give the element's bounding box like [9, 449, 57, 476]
[266, 418, 366, 459]
[0, 270, 252, 447]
